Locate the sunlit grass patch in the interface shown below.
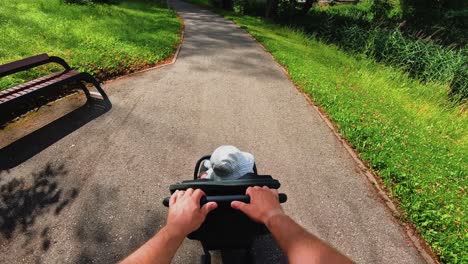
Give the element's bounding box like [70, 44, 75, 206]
[0, 0, 181, 90]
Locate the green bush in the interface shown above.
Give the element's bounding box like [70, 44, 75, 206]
[208, 0, 221, 8]
[401, 0, 468, 20]
[285, 3, 468, 101]
[337, 26, 467, 100]
[450, 63, 468, 102]
[233, 0, 266, 16]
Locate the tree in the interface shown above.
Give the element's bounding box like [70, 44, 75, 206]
[300, 0, 317, 15]
[371, 0, 392, 21]
[401, 0, 468, 20]
[265, 0, 279, 19]
[221, 0, 234, 10]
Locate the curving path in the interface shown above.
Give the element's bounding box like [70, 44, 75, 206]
[0, 0, 426, 263]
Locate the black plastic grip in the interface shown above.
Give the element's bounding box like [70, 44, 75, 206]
[163, 193, 287, 207]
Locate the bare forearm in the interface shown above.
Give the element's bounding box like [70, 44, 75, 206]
[120, 225, 185, 264]
[266, 214, 352, 264]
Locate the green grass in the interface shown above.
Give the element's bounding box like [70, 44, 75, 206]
[0, 0, 181, 91]
[188, 2, 467, 262]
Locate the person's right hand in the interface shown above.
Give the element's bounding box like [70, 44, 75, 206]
[167, 188, 217, 238]
[231, 186, 285, 224]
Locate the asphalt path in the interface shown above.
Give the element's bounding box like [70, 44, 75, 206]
[0, 0, 426, 263]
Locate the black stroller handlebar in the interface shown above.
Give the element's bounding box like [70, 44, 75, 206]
[163, 193, 287, 207]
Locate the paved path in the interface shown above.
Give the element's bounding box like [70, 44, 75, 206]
[0, 0, 426, 263]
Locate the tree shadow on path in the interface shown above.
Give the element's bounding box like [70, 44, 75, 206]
[0, 162, 79, 240]
[74, 184, 164, 264]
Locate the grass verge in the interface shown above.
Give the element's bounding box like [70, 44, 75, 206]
[186, 1, 467, 263]
[0, 0, 182, 91]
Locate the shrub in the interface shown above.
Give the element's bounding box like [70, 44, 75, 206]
[233, 0, 267, 16]
[450, 63, 468, 102]
[336, 26, 468, 100]
[284, 2, 468, 102]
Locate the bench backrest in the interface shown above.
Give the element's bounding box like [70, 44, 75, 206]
[0, 54, 50, 78]
[0, 54, 72, 78]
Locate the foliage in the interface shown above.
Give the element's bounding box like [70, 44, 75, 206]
[396, 0, 468, 48]
[401, 0, 468, 19]
[307, 1, 467, 46]
[233, 0, 266, 16]
[450, 63, 468, 102]
[284, 2, 468, 101]
[0, 0, 181, 91]
[338, 26, 466, 100]
[370, 0, 392, 21]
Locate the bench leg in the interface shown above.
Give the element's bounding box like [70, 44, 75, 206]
[79, 72, 109, 101]
[79, 83, 91, 98]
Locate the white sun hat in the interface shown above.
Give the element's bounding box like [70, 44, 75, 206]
[204, 145, 255, 180]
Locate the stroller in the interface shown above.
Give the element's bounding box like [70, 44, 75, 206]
[163, 155, 287, 264]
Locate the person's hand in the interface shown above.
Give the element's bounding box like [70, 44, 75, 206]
[231, 186, 285, 224]
[166, 188, 217, 238]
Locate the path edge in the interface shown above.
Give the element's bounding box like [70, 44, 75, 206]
[106, 14, 185, 83]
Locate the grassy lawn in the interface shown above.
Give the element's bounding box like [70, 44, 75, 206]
[0, 0, 181, 91]
[187, 1, 467, 263]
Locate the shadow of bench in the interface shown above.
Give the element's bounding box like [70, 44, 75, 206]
[0, 54, 112, 170]
[0, 99, 111, 171]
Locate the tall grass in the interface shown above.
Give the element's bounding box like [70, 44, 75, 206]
[337, 26, 467, 100]
[0, 0, 181, 91]
[289, 4, 468, 102]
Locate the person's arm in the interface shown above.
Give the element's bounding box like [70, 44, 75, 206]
[231, 186, 352, 264]
[120, 188, 217, 264]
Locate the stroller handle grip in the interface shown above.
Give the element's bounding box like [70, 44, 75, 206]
[163, 193, 287, 207]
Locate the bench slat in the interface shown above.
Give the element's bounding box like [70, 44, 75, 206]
[0, 71, 65, 98]
[0, 54, 108, 126]
[0, 70, 81, 105]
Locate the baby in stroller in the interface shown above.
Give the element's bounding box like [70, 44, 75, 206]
[197, 145, 257, 181]
[170, 145, 288, 263]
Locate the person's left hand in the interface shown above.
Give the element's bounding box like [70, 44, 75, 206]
[166, 188, 217, 238]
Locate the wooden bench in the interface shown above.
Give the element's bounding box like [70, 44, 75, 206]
[0, 53, 108, 121]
